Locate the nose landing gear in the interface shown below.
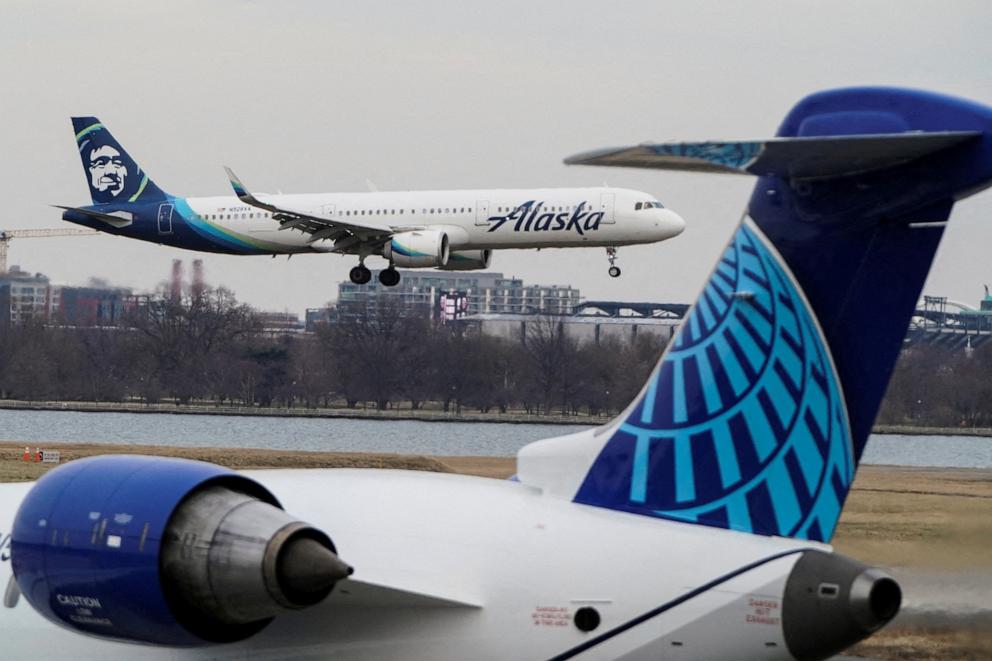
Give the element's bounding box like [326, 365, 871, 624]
[606, 247, 621, 278]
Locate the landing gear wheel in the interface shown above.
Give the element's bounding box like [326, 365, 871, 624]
[349, 264, 372, 285]
[378, 267, 401, 287]
[606, 247, 621, 278]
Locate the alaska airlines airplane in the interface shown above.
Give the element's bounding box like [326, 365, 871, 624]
[6, 87, 990, 659]
[58, 118, 685, 286]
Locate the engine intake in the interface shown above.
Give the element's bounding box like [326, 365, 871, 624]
[782, 550, 901, 661]
[11, 455, 350, 646]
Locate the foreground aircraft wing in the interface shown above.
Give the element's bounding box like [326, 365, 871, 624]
[333, 577, 482, 609]
[224, 167, 392, 244]
[563, 131, 980, 179]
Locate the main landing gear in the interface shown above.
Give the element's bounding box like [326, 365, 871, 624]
[348, 263, 401, 287]
[378, 267, 400, 287]
[349, 264, 371, 285]
[606, 247, 621, 278]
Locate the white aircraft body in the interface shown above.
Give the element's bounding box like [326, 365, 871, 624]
[59, 117, 686, 286]
[0, 471, 828, 659]
[4, 86, 990, 659]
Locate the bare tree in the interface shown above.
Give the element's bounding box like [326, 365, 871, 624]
[519, 315, 580, 414]
[326, 300, 427, 410]
[126, 285, 259, 404]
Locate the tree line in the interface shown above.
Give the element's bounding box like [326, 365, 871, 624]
[0, 288, 660, 416]
[876, 342, 992, 428]
[1, 286, 990, 425]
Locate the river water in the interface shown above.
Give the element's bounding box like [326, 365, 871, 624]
[0, 408, 990, 468]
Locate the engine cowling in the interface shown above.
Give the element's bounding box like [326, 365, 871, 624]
[782, 550, 902, 660]
[438, 249, 492, 271]
[381, 230, 449, 267]
[11, 455, 351, 646]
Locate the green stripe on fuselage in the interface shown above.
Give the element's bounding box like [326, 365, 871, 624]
[173, 198, 289, 255]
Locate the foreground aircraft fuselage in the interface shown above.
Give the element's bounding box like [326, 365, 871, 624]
[7, 87, 992, 660]
[60, 118, 685, 285]
[0, 468, 847, 660]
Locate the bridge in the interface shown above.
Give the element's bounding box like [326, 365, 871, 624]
[573, 300, 690, 319]
[574, 295, 992, 352]
[906, 295, 992, 351]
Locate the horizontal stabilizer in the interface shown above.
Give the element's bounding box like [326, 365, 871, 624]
[564, 131, 980, 179]
[53, 205, 133, 228]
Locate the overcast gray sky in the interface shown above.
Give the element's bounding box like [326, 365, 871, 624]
[2, 1, 991, 313]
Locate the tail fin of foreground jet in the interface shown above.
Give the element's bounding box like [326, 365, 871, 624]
[521, 87, 992, 542]
[71, 117, 168, 205]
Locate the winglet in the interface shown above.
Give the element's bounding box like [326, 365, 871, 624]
[223, 166, 251, 200]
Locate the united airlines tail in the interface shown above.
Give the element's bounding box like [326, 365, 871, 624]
[71, 117, 168, 204]
[523, 87, 992, 542]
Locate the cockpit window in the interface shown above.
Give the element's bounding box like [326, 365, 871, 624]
[639, 200, 665, 210]
[635, 202, 643, 210]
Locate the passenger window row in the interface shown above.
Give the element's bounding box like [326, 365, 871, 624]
[494, 204, 578, 213]
[202, 212, 273, 221]
[197, 202, 595, 222]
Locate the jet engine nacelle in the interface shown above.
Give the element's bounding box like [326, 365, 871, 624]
[438, 249, 492, 271]
[382, 230, 450, 267]
[10, 455, 351, 646]
[782, 550, 902, 660]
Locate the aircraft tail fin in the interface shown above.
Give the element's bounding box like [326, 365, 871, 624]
[521, 87, 992, 542]
[71, 117, 168, 205]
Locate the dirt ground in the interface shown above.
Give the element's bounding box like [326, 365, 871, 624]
[833, 465, 992, 569]
[0, 442, 459, 479]
[848, 626, 992, 661]
[1, 442, 989, 660]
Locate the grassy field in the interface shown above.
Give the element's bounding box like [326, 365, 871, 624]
[1, 442, 989, 660]
[0, 442, 458, 479]
[833, 465, 992, 569]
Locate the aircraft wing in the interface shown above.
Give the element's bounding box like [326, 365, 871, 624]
[224, 167, 393, 245]
[563, 131, 980, 179]
[332, 577, 482, 609]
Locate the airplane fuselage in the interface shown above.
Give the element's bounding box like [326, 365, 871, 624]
[62, 187, 685, 258]
[0, 468, 819, 660]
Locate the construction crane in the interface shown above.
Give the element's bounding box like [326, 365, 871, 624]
[0, 228, 100, 274]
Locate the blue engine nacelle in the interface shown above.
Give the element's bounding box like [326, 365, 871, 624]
[11, 455, 352, 646]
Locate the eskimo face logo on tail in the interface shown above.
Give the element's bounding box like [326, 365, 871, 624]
[87, 145, 127, 198]
[75, 121, 149, 204]
[487, 201, 604, 235]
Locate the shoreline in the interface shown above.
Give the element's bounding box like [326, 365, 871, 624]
[0, 399, 605, 426]
[3, 400, 992, 437]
